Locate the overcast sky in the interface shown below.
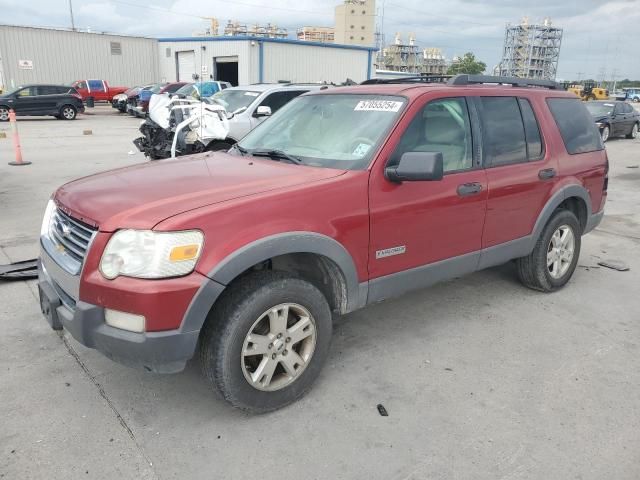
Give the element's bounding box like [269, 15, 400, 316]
[1, 0, 639, 80]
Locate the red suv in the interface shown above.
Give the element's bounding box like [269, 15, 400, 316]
[38, 75, 607, 412]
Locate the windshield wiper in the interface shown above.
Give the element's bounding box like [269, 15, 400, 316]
[250, 149, 303, 165]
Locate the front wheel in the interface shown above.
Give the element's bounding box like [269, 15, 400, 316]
[516, 209, 582, 292]
[626, 123, 638, 139]
[0, 106, 9, 122]
[601, 125, 610, 142]
[199, 271, 332, 413]
[59, 105, 77, 120]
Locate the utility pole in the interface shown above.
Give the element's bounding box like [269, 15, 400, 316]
[69, 0, 76, 31]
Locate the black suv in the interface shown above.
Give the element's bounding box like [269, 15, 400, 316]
[0, 85, 85, 121]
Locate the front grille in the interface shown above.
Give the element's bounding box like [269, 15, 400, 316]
[49, 209, 96, 264]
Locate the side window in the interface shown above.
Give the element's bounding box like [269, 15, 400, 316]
[479, 97, 527, 166]
[547, 98, 603, 154]
[76, 81, 87, 90]
[16, 87, 35, 97]
[257, 91, 308, 115]
[518, 98, 543, 159]
[87, 80, 106, 92]
[623, 103, 634, 114]
[37, 86, 58, 95]
[390, 97, 473, 173]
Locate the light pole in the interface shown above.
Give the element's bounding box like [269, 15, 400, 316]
[69, 0, 76, 31]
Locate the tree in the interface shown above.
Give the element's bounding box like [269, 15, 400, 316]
[447, 52, 486, 75]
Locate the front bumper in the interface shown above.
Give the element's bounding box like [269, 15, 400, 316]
[38, 254, 201, 374]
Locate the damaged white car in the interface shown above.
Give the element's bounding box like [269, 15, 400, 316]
[134, 83, 331, 159]
[133, 93, 230, 159]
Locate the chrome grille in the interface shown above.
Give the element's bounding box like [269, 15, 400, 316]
[49, 209, 96, 264]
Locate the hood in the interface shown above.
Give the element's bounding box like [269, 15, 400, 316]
[591, 114, 610, 123]
[54, 153, 346, 232]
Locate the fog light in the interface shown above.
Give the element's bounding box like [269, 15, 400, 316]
[105, 309, 145, 333]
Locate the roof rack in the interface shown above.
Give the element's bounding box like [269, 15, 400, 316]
[361, 75, 452, 85]
[447, 74, 563, 90]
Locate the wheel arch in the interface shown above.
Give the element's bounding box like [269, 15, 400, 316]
[530, 185, 592, 247]
[181, 232, 364, 333]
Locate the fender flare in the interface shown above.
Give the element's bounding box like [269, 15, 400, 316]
[180, 232, 363, 333]
[528, 184, 592, 251]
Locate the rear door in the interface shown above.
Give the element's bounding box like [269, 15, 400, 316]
[35, 86, 60, 113]
[478, 95, 555, 248]
[87, 80, 107, 101]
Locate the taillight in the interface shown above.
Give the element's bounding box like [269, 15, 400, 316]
[603, 152, 609, 193]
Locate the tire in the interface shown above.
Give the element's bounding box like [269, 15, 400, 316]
[633, 97, 639, 103]
[199, 271, 332, 413]
[0, 106, 9, 122]
[516, 209, 582, 292]
[59, 105, 77, 120]
[207, 141, 233, 152]
[601, 125, 610, 142]
[626, 122, 639, 139]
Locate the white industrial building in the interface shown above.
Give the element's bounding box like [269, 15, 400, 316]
[158, 36, 376, 85]
[0, 24, 158, 90]
[0, 25, 376, 91]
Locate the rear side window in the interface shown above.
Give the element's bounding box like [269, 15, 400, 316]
[257, 90, 308, 115]
[479, 97, 527, 166]
[37, 86, 58, 95]
[518, 99, 543, 159]
[546, 98, 603, 154]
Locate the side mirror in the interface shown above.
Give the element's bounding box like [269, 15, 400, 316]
[255, 105, 272, 117]
[385, 151, 444, 183]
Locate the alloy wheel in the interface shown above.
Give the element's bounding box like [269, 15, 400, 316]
[241, 303, 317, 392]
[601, 126, 610, 142]
[0, 108, 9, 121]
[547, 225, 575, 279]
[62, 107, 75, 119]
[632, 124, 638, 139]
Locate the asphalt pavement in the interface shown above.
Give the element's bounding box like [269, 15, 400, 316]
[1, 105, 639, 480]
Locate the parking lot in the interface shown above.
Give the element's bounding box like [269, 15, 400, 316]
[1, 105, 639, 479]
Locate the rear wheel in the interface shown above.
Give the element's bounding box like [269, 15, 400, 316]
[59, 105, 77, 120]
[626, 123, 638, 139]
[516, 209, 581, 292]
[601, 125, 610, 142]
[0, 106, 9, 122]
[199, 271, 332, 413]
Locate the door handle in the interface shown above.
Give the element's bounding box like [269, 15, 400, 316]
[457, 182, 483, 197]
[538, 168, 556, 180]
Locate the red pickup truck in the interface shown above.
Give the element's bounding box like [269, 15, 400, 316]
[38, 75, 607, 413]
[71, 80, 128, 103]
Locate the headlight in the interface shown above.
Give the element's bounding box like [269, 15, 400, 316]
[41, 199, 55, 237]
[100, 229, 204, 280]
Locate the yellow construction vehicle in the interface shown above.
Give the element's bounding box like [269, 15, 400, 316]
[565, 82, 609, 101]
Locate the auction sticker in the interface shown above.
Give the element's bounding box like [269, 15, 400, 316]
[354, 100, 403, 112]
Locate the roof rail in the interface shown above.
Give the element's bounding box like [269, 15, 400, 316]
[447, 74, 563, 90]
[361, 75, 452, 85]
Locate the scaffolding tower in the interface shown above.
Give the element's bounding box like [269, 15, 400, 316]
[498, 17, 562, 80]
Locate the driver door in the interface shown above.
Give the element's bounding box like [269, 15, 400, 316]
[368, 95, 487, 287]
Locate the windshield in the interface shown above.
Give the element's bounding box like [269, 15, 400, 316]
[211, 89, 261, 112]
[238, 94, 406, 170]
[175, 83, 195, 97]
[585, 102, 614, 116]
